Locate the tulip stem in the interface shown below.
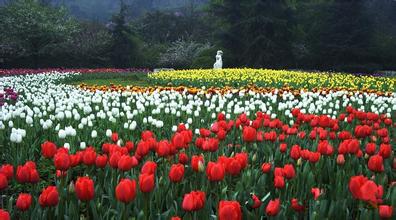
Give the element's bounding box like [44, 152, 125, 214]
[122, 203, 129, 220]
[144, 193, 149, 220]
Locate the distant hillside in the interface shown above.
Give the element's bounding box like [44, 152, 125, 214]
[0, 0, 209, 22]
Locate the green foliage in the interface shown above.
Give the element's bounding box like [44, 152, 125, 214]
[0, 0, 79, 67]
[0, 0, 396, 72]
[191, 47, 217, 69]
[209, 0, 396, 72]
[158, 40, 211, 69]
[109, 1, 144, 68]
[140, 43, 167, 68]
[62, 22, 113, 67]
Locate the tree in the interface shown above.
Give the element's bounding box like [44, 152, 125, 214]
[307, 0, 375, 72]
[0, 0, 78, 67]
[210, 0, 294, 68]
[109, 0, 143, 67]
[209, 0, 244, 66]
[241, 0, 293, 67]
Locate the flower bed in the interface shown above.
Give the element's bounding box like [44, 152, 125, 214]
[149, 68, 396, 92]
[0, 71, 394, 219]
[0, 68, 151, 76]
[0, 87, 18, 107]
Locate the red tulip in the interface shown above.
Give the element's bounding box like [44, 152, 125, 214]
[16, 163, 39, 183]
[234, 153, 248, 169]
[178, 152, 189, 164]
[368, 155, 384, 172]
[125, 141, 134, 152]
[217, 129, 227, 140]
[82, 147, 96, 166]
[311, 188, 321, 200]
[139, 173, 155, 193]
[115, 179, 137, 203]
[56, 170, 67, 178]
[308, 152, 321, 163]
[251, 194, 262, 209]
[39, 186, 59, 207]
[54, 152, 70, 171]
[169, 164, 185, 183]
[16, 193, 32, 211]
[225, 158, 242, 176]
[156, 140, 171, 157]
[218, 200, 242, 220]
[191, 155, 204, 172]
[274, 175, 285, 189]
[41, 141, 57, 158]
[242, 126, 256, 142]
[0, 209, 10, 220]
[290, 145, 301, 160]
[200, 128, 211, 137]
[182, 191, 206, 211]
[282, 164, 295, 179]
[171, 217, 182, 220]
[172, 132, 185, 149]
[111, 132, 119, 142]
[274, 167, 283, 177]
[291, 198, 305, 212]
[141, 130, 154, 141]
[70, 151, 83, 167]
[109, 151, 121, 168]
[336, 154, 345, 165]
[261, 163, 272, 173]
[206, 162, 225, 181]
[338, 131, 352, 140]
[379, 144, 391, 158]
[117, 155, 135, 171]
[354, 125, 372, 138]
[0, 164, 14, 180]
[279, 143, 287, 153]
[95, 155, 108, 168]
[349, 175, 382, 204]
[141, 161, 157, 174]
[378, 205, 393, 219]
[56, 148, 69, 155]
[0, 173, 8, 190]
[75, 177, 95, 201]
[201, 138, 219, 152]
[135, 141, 150, 157]
[265, 198, 280, 216]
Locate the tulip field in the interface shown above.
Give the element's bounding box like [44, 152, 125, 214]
[0, 69, 395, 219]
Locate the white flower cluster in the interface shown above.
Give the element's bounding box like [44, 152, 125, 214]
[0, 72, 395, 148]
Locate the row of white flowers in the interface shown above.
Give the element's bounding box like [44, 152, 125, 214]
[0, 72, 395, 149]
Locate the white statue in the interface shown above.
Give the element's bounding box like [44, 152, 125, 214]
[213, 50, 223, 69]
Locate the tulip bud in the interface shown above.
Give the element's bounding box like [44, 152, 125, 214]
[68, 181, 75, 193]
[198, 161, 205, 172]
[252, 153, 257, 162]
[311, 211, 318, 220]
[336, 155, 345, 165]
[364, 153, 369, 159]
[297, 158, 302, 166]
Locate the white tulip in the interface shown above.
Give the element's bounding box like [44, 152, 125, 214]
[58, 129, 66, 139]
[106, 129, 112, 137]
[80, 142, 86, 150]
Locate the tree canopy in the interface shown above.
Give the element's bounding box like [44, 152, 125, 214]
[0, 0, 395, 72]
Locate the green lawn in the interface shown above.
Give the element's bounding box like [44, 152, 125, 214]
[66, 72, 152, 87]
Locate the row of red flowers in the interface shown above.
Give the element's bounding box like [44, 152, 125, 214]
[0, 106, 394, 219]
